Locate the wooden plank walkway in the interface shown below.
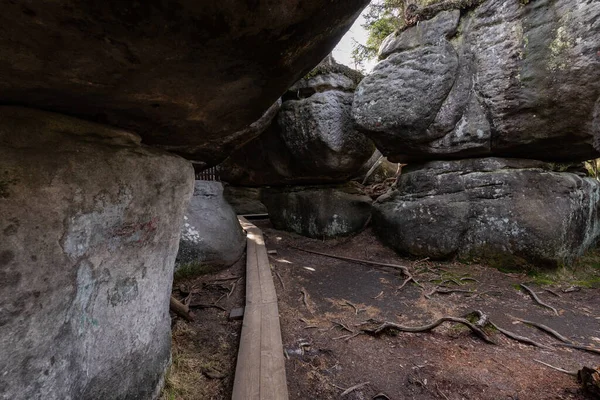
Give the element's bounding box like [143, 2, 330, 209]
[232, 217, 289, 400]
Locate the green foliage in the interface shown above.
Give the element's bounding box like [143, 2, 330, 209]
[352, 0, 407, 70]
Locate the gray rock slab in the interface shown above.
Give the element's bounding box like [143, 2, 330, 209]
[373, 158, 600, 268]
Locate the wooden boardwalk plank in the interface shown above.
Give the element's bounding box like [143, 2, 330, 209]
[233, 217, 289, 400]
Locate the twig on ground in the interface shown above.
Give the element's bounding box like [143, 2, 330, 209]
[544, 288, 562, 298]
[345, 332, 362, 341]
[554, 343, 600, 355]
[436, 383, 450, 400]
[332, 320, 355, 333]
[511, 316, 572, 343]
[301, 288, 313, 313]
[343, 300, 361, 315]
[227, 277, 242, 298]
[341, 381, 370, 397]
[275, 271, 285, 290]
[520, 284, 559, 316]
[460, 277, 479, 283]
[373, 291, 384, 299]
[534, 359, 578, 376]
[291, 246, 422, 289]
[363, 316, 495, 344]
[214, 293, 227, 305]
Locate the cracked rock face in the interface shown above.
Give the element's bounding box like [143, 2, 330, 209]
[262, 184, 372, 239]
[373, 158, 600, 268]
[353, 1, 600, 163]
[0, 0, 369, 165]
[176, 181, 245, 271]
[0, 107, 194, 400]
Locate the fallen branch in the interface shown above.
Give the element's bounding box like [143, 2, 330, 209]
[169, 296, 195, 321]
[425, 287, 472, 299]
[341, 381, 370, 397]
[363, 316, 495, 344]
[520, 284, 559, 316]
[275, 271, 285, 290]
[290, 246, 422, 289]
[511, 316, 572, 343]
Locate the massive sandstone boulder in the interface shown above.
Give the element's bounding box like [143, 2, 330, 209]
[0, 107, 194, 399]
[220, 58, 375, 186]
[0, 0, 369, 166]
[262, 184, 372, 238]
[176, 181, 245, 272]
[373, 158, 600, 268]
[353, 1, 600, 163]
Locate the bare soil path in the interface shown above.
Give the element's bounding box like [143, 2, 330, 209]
[163, 220, 600, 400]
[256, 221, 600, 400]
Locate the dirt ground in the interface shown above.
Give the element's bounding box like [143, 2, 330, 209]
[163, 219, 600, 400]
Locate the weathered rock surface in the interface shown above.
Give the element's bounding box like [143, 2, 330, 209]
[373, 158, 600, 268]
[0, 107, 194, 399]
[220, 58, 375, 186]
[176, 181, 245, 272]
[354, 1, 600, 163]
[0, 0, 369, 165]
[223, 186, 268, 215]
[262, 184, 372, 238]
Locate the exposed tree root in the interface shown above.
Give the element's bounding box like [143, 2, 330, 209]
[363, 316, 495, 344]
[467, 310, 552, 350]
[554, 343, 600, 356]
[488, 321, 552, 350]
[534, 359, 577, 376]
[425, 287, 473, 299]
[340, 381, 370, 397]
[520, 284, 559, 315]
[291, 246, 422, 289]
[511, 316, 572, 343]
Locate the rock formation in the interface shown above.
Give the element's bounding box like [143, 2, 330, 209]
[262, 184, 372, 239]
[176, 181, 246, 272]
[0, 107, 193, 399]
[353, 1, 600, 163]
[354, 0, 600, 267]
[220, 56, 375, 186]
[0, 2, 371, 398]
[0, 0, 369, 166]
[373, 158, 600, 268]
